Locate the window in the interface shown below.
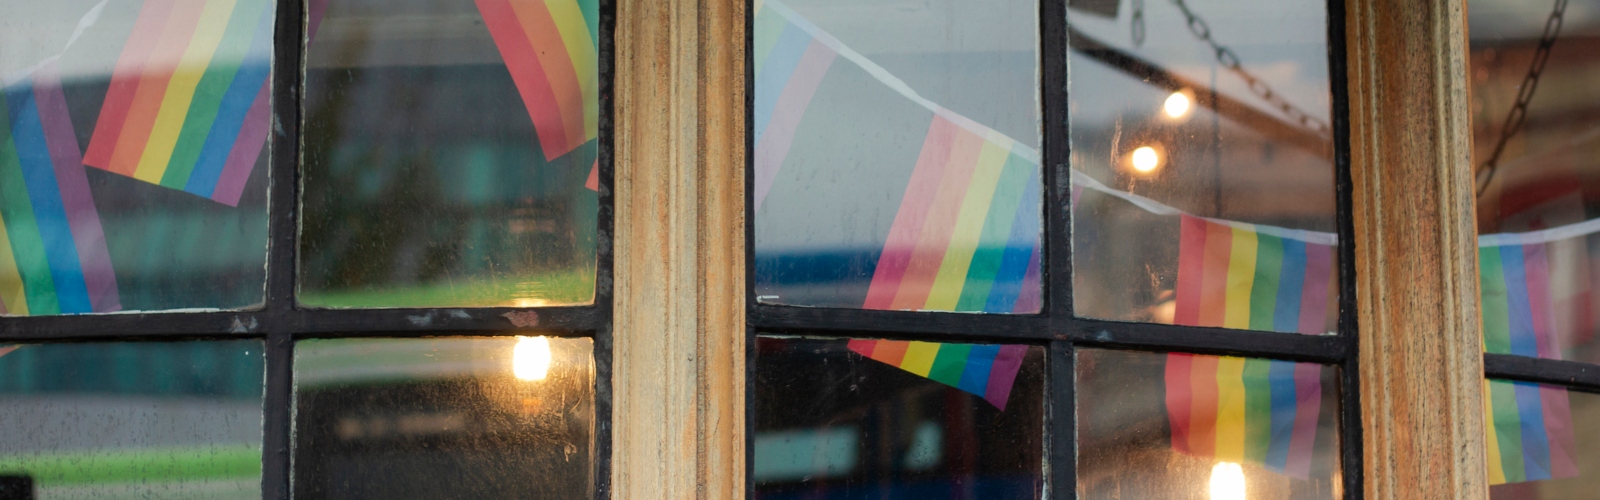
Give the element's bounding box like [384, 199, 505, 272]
[0, 0, 611, 497]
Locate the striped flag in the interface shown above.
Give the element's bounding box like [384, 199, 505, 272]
[752, 0, 837, 209]
[475, 0, 600, 161]
[1484, 379, 1577, 485]
[863, 113, 1042, 314]
[1479, 242, 1567, 359]
[847, 338, 1027, 410]
[1175, 215, 1335, 334]
[1, 62, 121, 315]
[1165, 353, 1322, 479]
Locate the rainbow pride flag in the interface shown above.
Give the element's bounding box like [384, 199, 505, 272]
[1479, 242, 1573, 359]
[1175, 215, 1335, 334]
[1484, 379, 1577, 485]
[847, 338, 1027, 410]
[863, 113, 1043, 314]
[475, 0, 599, 161]
[1, 63, 121, 315]
[1165, 353, 1322, 479]
[84, 0, 277, 207]
[752, 0, 837, 209]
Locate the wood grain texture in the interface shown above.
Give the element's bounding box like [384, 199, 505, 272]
[1345, 0, 1486, 497]
[613, 0, 747, 497]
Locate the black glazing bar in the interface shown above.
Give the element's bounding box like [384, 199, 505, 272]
[0, 307, 604, 341]
[1485, 354, 1600, 392]
[261, 0, 304, 496]
[591, 0, 616, 496]
[1065, 319, 1348, 364]
[750, 304, 1050, 339]
[1048, 340, 1075, 498]
[1326, 0, 1363, 495]
[743, 0, 759, 497]
[1043, 0, 1071, 319]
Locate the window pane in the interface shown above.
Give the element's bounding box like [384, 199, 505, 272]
[1076, 348, 1342, 498]
[0, 0, 273, 315]
[1068, 0, 1340, 333]
[1469, 0, 1600, 363]
[300, 0, 600, 308]
[753, 336, 1046, 497]
[1485, 379, 1591, 497]
[293, 336, 594, 497]
[751, 0, 1043, 313]
[0, 341, 266, 498]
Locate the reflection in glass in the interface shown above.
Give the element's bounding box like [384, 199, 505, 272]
[1486, 380, 1597, 499]
[0, 0, 272, 315]
[754, 336, 1045, 498]
[300, 0, 599, 308]
[292, 336, 594, 498]
[0, 341, 265, 499]
[1068, 0, 1340, 332]
[1469, 0, 1600, 364]
[751, 0, 1043, 313]
[1076, 349, 1341, 499]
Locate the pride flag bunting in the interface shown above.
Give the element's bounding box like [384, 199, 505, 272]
[1165, 353, 1322, 479]
[84, 0, 277, 207]
[863, 113, 1043, 314]
[847, 338, 1027, 410]
[1175, 215, 1335, 334]
[1484, 379, 1577, 485]
[475, 0, 599, 161]
[1479, 242, 1576, 359]
[752, 0, 837, 209]
[1, 62, 121, 315]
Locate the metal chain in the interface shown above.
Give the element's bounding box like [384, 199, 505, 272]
[1132, 0, 1146, 47]
[1167, 0, 1332, 137]
[1476, 0, 1568, 198]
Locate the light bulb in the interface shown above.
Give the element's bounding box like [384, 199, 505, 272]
[513, 336, 552, 381]
[1209, 462, 1246, 500]
[1165, 91, 1192, 118]
[1131, 146, 1161, 173]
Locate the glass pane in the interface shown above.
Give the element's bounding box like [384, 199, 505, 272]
[1485, 379, 1590, 497]
[1469, 0, 1600, 363]
[1068, 0, 1340, 333]
[293, 336, 594, 497]
[753, 336, 1046, 497]
[0, 0, 274, 315]
[300, 0, 600, 308]
[751, 0, 1043, 313]
[0, 341, 266, 498]
[1076, 348, 1342, 498]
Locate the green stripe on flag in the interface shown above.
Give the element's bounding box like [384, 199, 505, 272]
[1489, 379, 1527, 483]
[1479, 247, 1512, 354]
[926, 343, 971, 387]
[1242, 357, 1274, 463]
[1249, 233, 1284, 331]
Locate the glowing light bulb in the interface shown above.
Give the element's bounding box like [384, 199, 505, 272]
[1209, 462, 1246, 500]
[513, 336, 552, 381]
[1131, 146, 1161, 173]
[1165, 91, 1192, 118]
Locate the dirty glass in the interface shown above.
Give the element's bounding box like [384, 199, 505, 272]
[752, 336, 1046, 498]
[0, 341, 266, 499]
[0, 0, 274, 315]
[1068, 0, 1340, 334]
[1468, 0, 1600, 365]
[1485, 379, 1595, 498]
[300, 0, 600, 308]
[751, 0, 1043, 313]
[292, 336, 594, 498]
[1076, 348, 1342, 499]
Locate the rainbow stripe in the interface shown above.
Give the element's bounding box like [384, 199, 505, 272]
[1484, 379, 1577, 485]
[475, 0, 599, 161]
[863, 114, 1042, 313]
[1480, 243, 1567, 359]
[847, 338, 1027, 410]
[83, 0, 276, 207]
[1175, 215, 1334, 334]
[1, 63, 121, 315]
[752, 1, 837, 209]
[1165, 353, 1321, 479]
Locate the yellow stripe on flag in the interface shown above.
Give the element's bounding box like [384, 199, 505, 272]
[924, 133, 1012, 310]
[1223, 225, 1258, 329]
[544, 0, 598, 140]
[1214, 356, 1247, 462]
[0, 210, 27, 315]
[133, 0, 240, 183]
[1484, 379, 1506, 485]
[901, 341, 941, 377]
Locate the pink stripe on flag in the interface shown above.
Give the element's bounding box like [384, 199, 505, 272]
[863, 116, 958, 309]
[1011, 241, 1042, 313]
[1286, 362, 1321, 478]
[211, 85, 270, 206]
[32, 62, 121, 313]
[753, 41, 835, 211]
[983, 344, 1027, 411]
[308, 0, 330, 40]
[1297, 243, 1333, 335]
[1524, 244, 1558, 359]
[846, 339, 876, 357]
[1542, 385, 1579, 478]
